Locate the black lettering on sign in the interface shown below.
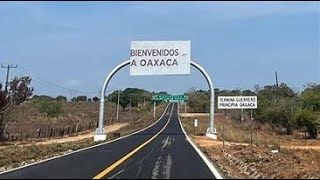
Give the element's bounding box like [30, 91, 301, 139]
[140, 59, 146, 66]
[131, 50, 135, 56]
[174, 49, 179, 56]
[153, 50, 158, 56]
[160, 59, 165, 66]
[169, 49, 175, 56]
[147, 59, 153, 66]
[166, 59, 172, 66]
[154, 59, 159, 66]
[163, 49, 169, 56]
[172, 59, 178, 66]
[131, 60, 136, 66]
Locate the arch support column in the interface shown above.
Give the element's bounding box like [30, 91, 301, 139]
[191, 61, 217, 139]
[94, 60, 131, 141]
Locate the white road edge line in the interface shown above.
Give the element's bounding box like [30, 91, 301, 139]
[0, 103, 171, 175]
[177, 108, 224, 179]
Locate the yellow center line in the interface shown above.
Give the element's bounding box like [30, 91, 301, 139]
[92, 105, 174, 179]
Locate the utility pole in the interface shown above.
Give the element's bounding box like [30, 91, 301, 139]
[1, 64, 17, 92]
[275, 71, 279, 90]
[116, 90, 120, 121]
[275, 71, 280, 103]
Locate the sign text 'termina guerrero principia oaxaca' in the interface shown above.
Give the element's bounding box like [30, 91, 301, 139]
[130, 41, 191, 75]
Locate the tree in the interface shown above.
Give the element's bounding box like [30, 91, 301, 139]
[255, 83, 298, 134]
[32, 95, 54, 102]
[0, 76, 33, 141]
[9, 76, 34, 105]
[88, 98, 92, 102]
[107, 88, 153, 111]
[158, 91, 168, 95]
[75, 96, 87, 102]
[56, 95, 67, 102]
[300, 83, 320, 111]
[92, 96, 100, 102]
[294, 109, 320, 139]
[187, 88, 210, 113]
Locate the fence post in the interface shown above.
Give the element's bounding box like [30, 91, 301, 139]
[67, 126, 70, 135]
[38, 128, 42, 139]
[75, 123, 79, 136]
[49, 128, 53, 138]
[47, 126, 50, 138]
[89, 122, 92, 130]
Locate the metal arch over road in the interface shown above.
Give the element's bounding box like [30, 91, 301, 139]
[94, 60, 217, 141]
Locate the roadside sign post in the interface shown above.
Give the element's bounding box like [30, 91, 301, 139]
[218, 96, 258, 147]
[222, 110, 225, 148]
[250, 109, 254, 148]
[194, 118, 198, 135]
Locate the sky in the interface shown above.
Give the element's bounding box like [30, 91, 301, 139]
[0, 1, 319, 98]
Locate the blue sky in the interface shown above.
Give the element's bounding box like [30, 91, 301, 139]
[0, 1, 319, 98]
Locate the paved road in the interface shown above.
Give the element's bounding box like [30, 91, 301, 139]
[0, 103, 218, 179]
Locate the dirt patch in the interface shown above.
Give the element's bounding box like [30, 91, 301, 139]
[179, 113, 210, 118]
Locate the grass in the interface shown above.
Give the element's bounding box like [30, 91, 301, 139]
[0, 139, 100, 168]
[6, 101, 155, 140]
[179, 106, 319, 148]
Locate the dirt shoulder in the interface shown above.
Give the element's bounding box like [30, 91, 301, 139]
[191, 136, 320, 179]
[180, 112, 320, 179]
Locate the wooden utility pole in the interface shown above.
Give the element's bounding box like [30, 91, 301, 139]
[1, 64, 17, 92]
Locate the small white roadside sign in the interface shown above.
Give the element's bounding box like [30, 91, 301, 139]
[218, 96, 257, 109]
[130, 41, 191, 76]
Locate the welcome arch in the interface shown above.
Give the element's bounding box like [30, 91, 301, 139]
[94, 60, 217, 141]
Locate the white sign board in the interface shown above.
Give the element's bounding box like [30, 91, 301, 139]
[194, 119, 198, 127]
[130, 41, 191, 75]
[218, 96, 257, 109]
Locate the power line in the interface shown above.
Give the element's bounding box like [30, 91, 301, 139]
[15, 66, 99, 97]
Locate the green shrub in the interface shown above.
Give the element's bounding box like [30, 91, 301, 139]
[294, 109, 320, 139]
[38, 101, 63, 117]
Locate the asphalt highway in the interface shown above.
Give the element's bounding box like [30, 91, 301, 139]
[0, 103, 218, 179]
